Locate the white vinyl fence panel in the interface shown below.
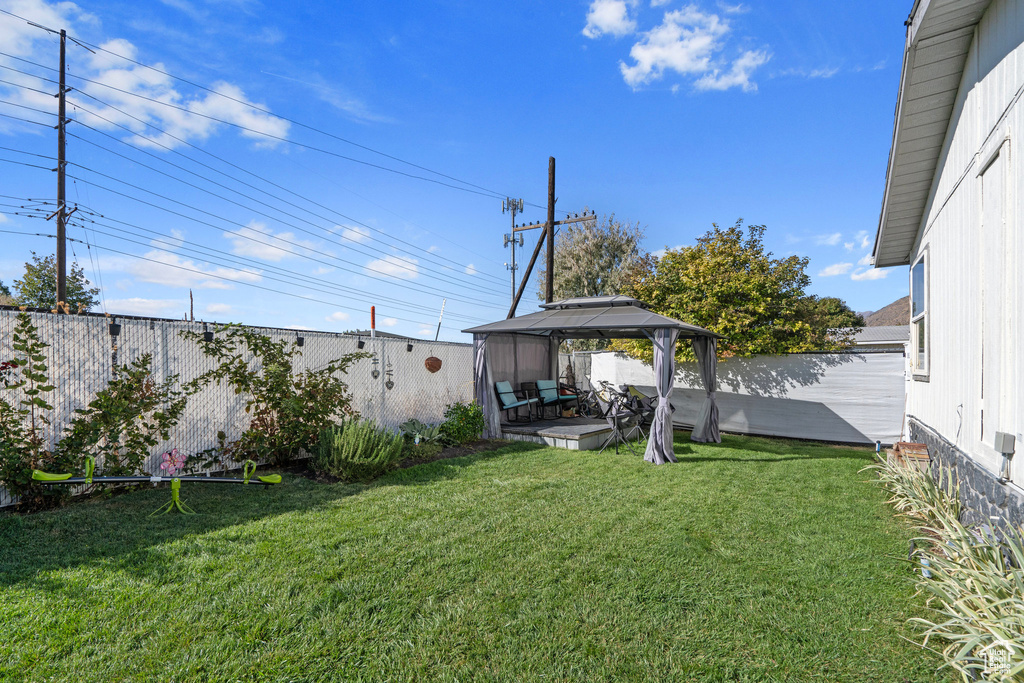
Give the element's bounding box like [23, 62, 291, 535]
[0, 309, 473, 507]
[583, 350, 906, 445]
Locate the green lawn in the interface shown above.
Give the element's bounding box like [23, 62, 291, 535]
[0, 434, 951, 682]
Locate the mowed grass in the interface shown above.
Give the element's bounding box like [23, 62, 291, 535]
[0, 434, 951, 682]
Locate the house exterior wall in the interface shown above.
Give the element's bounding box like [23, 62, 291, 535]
[907, 0, 1024, 510]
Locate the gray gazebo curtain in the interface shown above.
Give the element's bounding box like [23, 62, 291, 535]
[690, 336, 721, 443]
[644, 327, 680, 465]
[473, 334, 501, 439]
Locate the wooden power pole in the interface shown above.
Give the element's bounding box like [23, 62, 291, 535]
[505, 156, 595, 318]
[56, 29, 67, 310]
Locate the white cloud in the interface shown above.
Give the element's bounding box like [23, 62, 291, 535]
[102, 249, 261, 289]
[717, 2, 748, 13]
[695, 49, 770, 92]
[0, 3, 289, 149]
[427, 245, 440, 254]
[380, 317, 398, 327]
[224, 221, 317, 262]
[206, 303, 232, 314]
[815, 232, 842, 246]
[857, 254, 873, 267]
[104, 297, 181, 316]
[417, 327, 434, 337]
[818, 262, 852, 277]
[858, 230, 872, 249]
[652, 244, 686, 259]
[326, 311, 350, 322]
[365, 255, 418, 280]
[583, 0, 637, 39]
[339, 225, 370, 243]
[843, 242, 854, 251]
[851, 268, 888, 281]
[312, 266, 333, 275]
[618, 7, 769, 92]
[651, 0, 670, 6]
[0, 213, 7, 224]
[465, 263, 477, 275]
[151, 228, 185, 250]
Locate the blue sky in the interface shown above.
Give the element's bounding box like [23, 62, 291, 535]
[0, 0, 910, 340]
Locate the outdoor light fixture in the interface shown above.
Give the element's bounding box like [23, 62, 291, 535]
[357, 339, 365, 349]
[108, 317, 121, 337]
[296, 332, 304, 347]
[406, 343, 413, 352]
[203, 323, 213, 343]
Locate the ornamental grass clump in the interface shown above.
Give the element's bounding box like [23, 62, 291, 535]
[865, 453, 1024, 681]
[313, 420, 404, 482]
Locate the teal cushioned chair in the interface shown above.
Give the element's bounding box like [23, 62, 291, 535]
[495, 381, 537, 423]
[535, 380, 579, 419]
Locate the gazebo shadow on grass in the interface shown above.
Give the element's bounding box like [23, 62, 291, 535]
[671, 432, 875, 465]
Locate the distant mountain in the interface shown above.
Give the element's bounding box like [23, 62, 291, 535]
[864, 296, 910, 327]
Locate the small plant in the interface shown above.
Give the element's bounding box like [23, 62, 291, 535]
[399, 418, 443, 445]
[0, 312, 72, 505]
[865, 452, 1024, 681]
[313, 419, 404, 481]
[439, 400, 484, 446]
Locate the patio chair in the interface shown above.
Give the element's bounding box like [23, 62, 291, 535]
[536, 379, 580, 419]
[495, 381, 538, 423]
[622, 385, 657, 441]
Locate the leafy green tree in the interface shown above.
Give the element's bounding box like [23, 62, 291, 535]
[13, 252, 100, 312]
[617, 220, 860, 361]
[537, 212, 645, 350]
[537, 212, 645, 301]
[0, 280, 13, 306]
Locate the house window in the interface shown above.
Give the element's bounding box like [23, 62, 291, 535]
[910, 254, 927, 375]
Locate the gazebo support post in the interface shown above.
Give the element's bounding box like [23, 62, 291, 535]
[644, 328, 680, 465]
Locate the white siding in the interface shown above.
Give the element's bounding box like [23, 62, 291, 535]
[909, 0, 1024, 484]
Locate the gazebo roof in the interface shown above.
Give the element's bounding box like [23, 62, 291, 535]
[463, 296, 722, 340]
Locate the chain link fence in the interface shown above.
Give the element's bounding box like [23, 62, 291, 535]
[0, 307, 473, 507]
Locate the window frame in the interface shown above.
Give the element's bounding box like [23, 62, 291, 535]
[910, 249, 929, 380]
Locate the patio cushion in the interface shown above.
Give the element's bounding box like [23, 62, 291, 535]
[537, 380, 577, 405]
[495, 381, 536, 410]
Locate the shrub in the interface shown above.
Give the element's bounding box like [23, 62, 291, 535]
[57, 354, 187, 477]
[398, 418, 443, 445]
[184, 325, 368, 465]
[864, 454, 1024, 681]
[439, 400, 485, 446]
[313, 420, 404, 481]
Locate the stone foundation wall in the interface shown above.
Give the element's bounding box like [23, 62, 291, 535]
[909, 417, 1024, 532]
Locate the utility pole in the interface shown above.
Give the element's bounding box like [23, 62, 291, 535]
[504, 156, 596, 318]
[545, 157, 555, 304]
[502, 197, 525, 306]
[56, 29, 67, 311]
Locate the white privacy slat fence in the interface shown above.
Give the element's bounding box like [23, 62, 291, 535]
[0, 308, 473, 507]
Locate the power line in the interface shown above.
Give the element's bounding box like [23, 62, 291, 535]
[64, 169, 510, 310]
[0, 9, 538, 206]
[61, 89, 510, 285]
[0, 226, 464, 329]
[64, 126, 509, 296]
[63, 207, 490, 323]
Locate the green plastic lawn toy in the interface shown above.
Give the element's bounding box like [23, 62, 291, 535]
[31, 457, 283, 515]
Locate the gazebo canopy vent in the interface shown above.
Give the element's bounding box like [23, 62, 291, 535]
[464, 296, 723, 464]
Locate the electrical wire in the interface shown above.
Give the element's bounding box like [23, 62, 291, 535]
[0, 59, 512, 271]
[0, 226, 464, 329]
[62, 160, 510, 306]
[64, 128, 509, 296]
[63, 208, 490, 323]
[64, 91, 511, 283]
